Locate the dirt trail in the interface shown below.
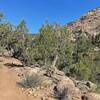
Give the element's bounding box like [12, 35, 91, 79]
[0, 57, 34, 100]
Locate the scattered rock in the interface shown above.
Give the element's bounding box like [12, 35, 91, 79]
[28, 90, 33, 95]
[31, 64, 40, 68]
[24, 66, 99, 100]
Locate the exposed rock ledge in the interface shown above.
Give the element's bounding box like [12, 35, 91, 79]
[23, 67, 100, 100]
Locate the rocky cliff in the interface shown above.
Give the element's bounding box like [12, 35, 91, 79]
[67, 7, 100, 36]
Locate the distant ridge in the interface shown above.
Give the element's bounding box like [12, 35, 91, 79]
[66, 7, 100, 36]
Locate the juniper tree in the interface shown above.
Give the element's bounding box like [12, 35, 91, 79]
[37, 23, 73, 70]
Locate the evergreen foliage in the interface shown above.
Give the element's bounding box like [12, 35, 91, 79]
[0, 12, 100, 86]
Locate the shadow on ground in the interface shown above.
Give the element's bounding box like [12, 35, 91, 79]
[4, 63, 23, 68]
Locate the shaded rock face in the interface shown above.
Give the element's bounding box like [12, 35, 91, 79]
[67, 7, 100, 36]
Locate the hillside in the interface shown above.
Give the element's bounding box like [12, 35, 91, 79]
[67, 7, 100, 36]
[0, 56, 100, 100]
[0, 7, 100, 100]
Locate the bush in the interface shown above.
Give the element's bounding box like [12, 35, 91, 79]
[96, 84, 100, 93]
[0, 46, 5, 55]
[20, 73, 42, 88]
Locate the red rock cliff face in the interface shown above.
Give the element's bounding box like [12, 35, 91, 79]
[67, 7, 100, 36]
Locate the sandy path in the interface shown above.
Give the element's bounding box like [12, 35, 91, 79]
[0, 57, 34, 100]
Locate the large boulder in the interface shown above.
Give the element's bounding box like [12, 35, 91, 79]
[76, 81, 97, 92]
[53, 76, 82, 100]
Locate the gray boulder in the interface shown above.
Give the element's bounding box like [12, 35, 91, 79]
[53, 77, 82, 100]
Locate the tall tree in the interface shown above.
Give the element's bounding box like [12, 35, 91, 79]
[37, 23, 73, 69]
[16, 20, 29, 33]
[0, 12, 4, 22]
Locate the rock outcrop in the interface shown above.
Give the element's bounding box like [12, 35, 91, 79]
[67, 7, 100, 36]
[23, 67, 100, 100]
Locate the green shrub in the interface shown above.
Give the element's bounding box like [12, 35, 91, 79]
[96, 83, 100, 93]
[0, 46, 5, 54]
[20, 73, 42, 88]
[0, 12, 100, 86]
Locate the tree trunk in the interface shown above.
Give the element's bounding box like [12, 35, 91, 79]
[52, 54, 58, 68]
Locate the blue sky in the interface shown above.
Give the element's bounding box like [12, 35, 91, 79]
[0, 0, 100, 33]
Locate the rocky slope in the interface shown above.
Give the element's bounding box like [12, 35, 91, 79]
[67, 7, 100, 36]
[0, 55, 100, 100]
[27, 67, 100, 100]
